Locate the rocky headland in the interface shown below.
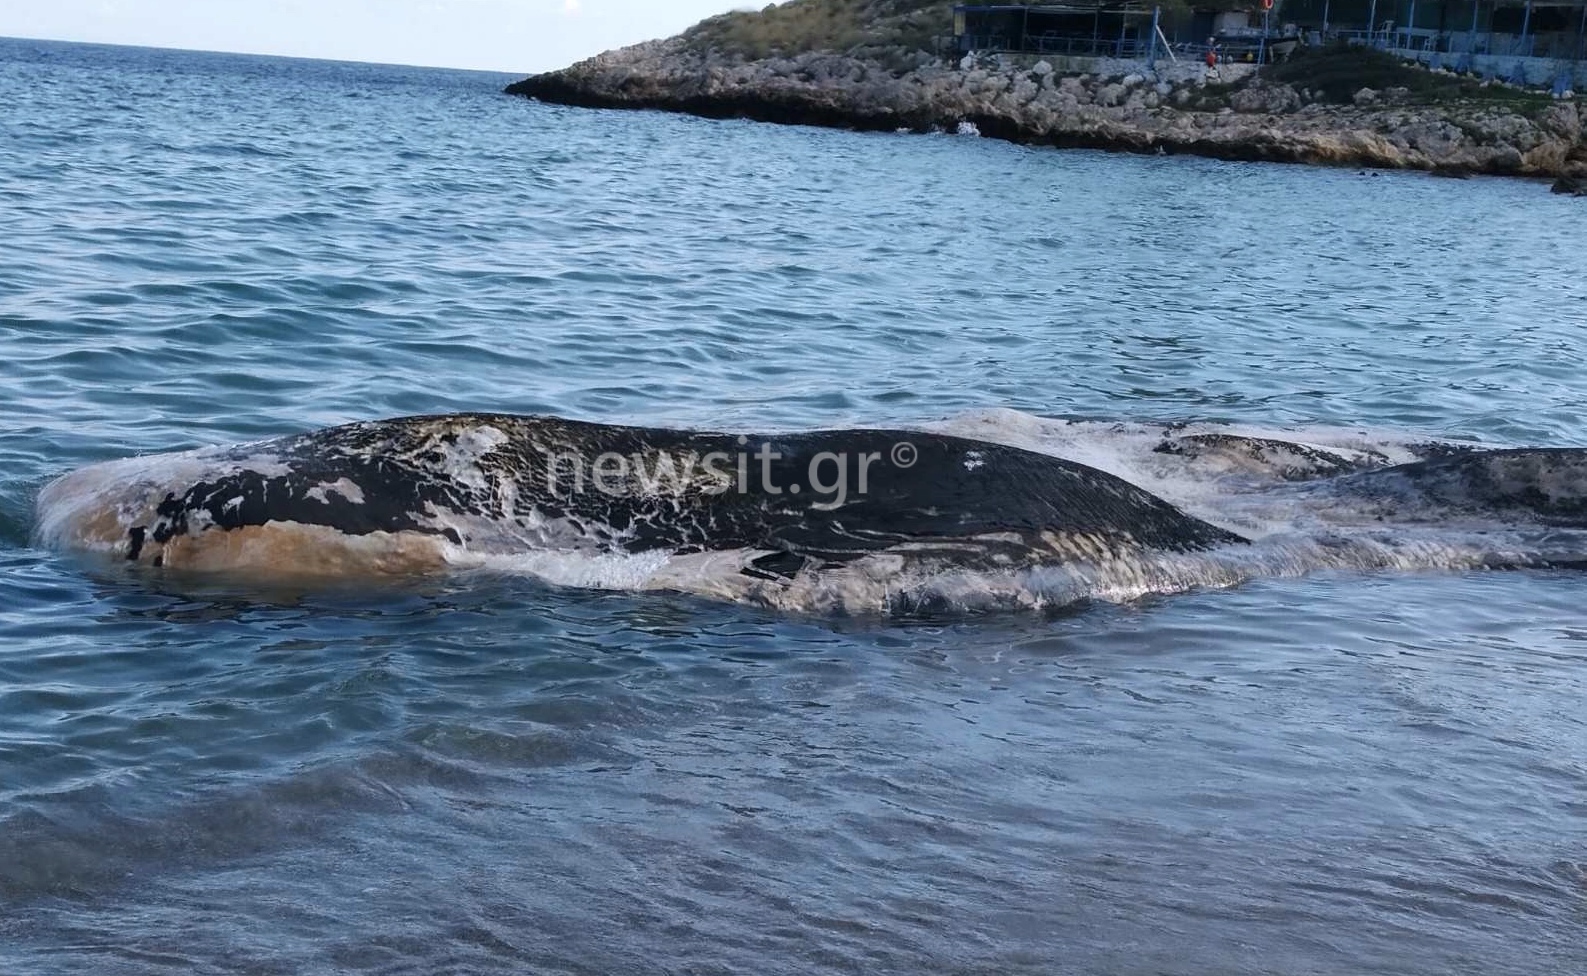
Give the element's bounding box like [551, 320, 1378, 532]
[506, 4, 1586, 183]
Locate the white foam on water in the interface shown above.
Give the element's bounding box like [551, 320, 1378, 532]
[461, 546, 680, 591]
[926, 408, 1478, 537]
[444, 410, 1587, 613]
[447, 524, 1580, 615]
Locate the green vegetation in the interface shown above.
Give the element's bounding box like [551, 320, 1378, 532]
[1259, 43, 1553, 112]
[683, 0, 952, 60]
[678, 0, 1243, 61]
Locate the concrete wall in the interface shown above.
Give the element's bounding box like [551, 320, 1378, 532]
[1398, 46, 1586, 87]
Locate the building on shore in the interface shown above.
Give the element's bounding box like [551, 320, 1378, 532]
[951, 1, 1587, 88]
[951, 3, 1161, 62]
[1295, 0, 1586, 86]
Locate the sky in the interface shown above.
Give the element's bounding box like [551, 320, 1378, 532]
[0, 0, 751, 74]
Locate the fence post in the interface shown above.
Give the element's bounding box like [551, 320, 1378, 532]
[1149, 6, 1161, 67]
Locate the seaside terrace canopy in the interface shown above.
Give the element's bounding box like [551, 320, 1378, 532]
[954, 1, 1587, 64]
[952, 3, 1161, 59]
[1288, 0, 1587, 50]
[1266, 0, 1586, 60]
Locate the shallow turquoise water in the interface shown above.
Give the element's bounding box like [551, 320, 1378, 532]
[2, 37, 1586, 974]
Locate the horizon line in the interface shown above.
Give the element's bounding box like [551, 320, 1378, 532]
[0, 33, 541, 76]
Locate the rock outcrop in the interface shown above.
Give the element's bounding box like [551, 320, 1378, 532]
[507, 39, 1587, 182]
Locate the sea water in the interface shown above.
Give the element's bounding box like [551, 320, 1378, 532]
[1, 37, 1584, 974]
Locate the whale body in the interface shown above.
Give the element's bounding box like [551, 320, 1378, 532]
[34, 413, 1587, 610]
[34, 413, 1245, 581]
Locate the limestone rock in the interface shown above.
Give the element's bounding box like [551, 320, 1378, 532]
[505, 37, 1587, 188]
[1541, 101, 1581, 141]
[1230, 83, 1301, 114]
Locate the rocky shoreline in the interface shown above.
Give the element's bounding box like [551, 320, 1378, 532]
[507, 38, 1587, 184]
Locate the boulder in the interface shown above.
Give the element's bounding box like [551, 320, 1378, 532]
[1540, 101, 1581, 141]
[1230, 83, 1301, 114]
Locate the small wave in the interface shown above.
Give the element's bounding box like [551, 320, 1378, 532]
[190, 141, 290, 158]
[456, 524, 1586, 615]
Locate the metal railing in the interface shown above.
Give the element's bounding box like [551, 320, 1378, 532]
[1336, 28, 1561, 59]
[951, 32, 1156, 60]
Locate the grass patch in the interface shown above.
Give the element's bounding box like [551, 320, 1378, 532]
[1260, 43, 1553, 112]
[683, 0, 952, 61]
